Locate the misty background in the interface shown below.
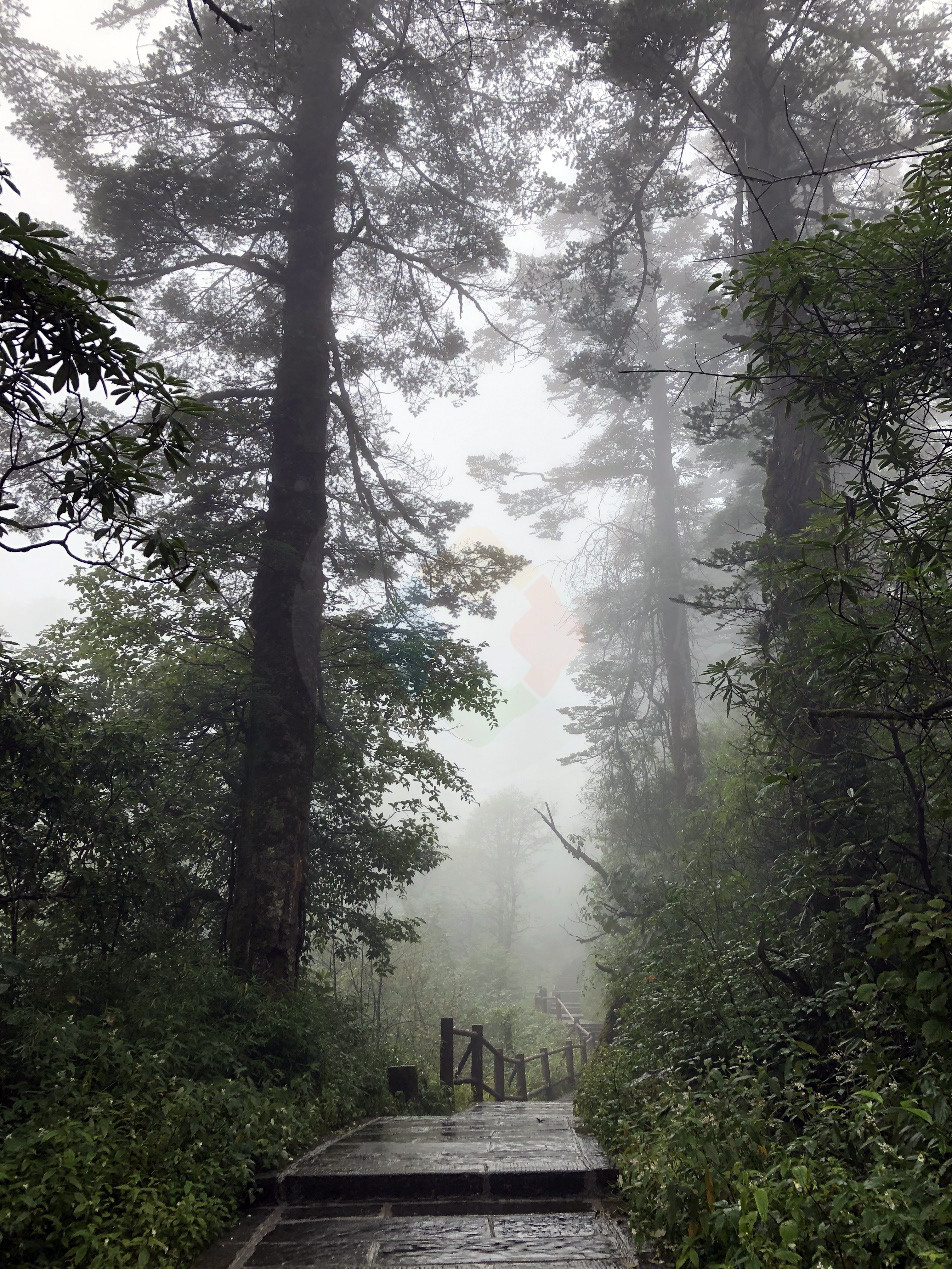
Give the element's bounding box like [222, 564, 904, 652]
[0, 0, 606, 1022]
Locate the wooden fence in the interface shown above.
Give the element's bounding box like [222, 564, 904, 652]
[534, 987, 600, 1044]
[439, 1016, 590, 1102]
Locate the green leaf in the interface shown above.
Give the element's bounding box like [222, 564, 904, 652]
[922, 1018, 951, 1044]
[853, 1089, 884, 1103]
[754, 1187, 769, 1221]
[899, 1100, 934, 1124]
[916, 970, 943, 992]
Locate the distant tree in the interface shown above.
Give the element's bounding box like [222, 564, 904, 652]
[460, 789, 547, 954]
[472, 206, 730, 871]
[528, 0, 951, 567]
[473, 242, 710, 817]
[474, 0, 952, 896]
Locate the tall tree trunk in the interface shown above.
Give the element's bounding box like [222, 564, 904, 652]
[727, 0, 826, 548]
[228, 1, 346, 985]
[646, 284, 704, 804]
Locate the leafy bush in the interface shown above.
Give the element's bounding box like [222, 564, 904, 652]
[575, 750, 952, 1268]
[0, 961, 393, 1267]
[580, 1041, 952, 1268]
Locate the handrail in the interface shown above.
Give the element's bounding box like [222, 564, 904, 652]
[552, 994, 593, 1044]
[535, 988, 595, 1044]
[440, 1015, 589, 1103]
[452, 1026, 561, 1070]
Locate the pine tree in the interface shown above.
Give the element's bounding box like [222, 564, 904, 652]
[4, 0, 545, 982]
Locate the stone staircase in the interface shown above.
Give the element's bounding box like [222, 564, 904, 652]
[535, 986, 603, 1045]
[194, 1102, 667, 1267]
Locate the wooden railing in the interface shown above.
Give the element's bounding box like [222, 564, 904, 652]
[439, 1016, 590, 1102]
[534, 988, 599, 1045]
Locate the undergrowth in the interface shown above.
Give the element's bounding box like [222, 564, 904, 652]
[575, 754, 952, 1267]
[0, 960, 394, 1267]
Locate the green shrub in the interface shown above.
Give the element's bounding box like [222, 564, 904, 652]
[573, 739, 952, 1268]
[580, 1042, 952, 1267]
[576, 875, 952, 1267]
[0, 961, 392, 1267]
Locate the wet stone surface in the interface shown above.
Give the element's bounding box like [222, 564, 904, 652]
[194, 1103, 666, 1268]
[272, 1103, 617, 1204]
[244, 1212, 638, 1266]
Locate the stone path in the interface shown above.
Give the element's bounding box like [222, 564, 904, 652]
[195, 1102, 665, 1267]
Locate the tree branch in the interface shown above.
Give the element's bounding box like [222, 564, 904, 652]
[755, 931, 814, 998]
[189, 0, 253, 37]
[805, 696, 952, 726]
[535, 803, 636, 925]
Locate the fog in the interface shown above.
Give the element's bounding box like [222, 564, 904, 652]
[0, 3, 602, 1030]
[8, 6, 952, 1261]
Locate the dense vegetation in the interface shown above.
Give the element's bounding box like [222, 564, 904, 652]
[4, 1, 952, 1266]
[0, 3, 524, 1260]
[575, 94, 952, 1269]
[1, 965, 395, 1266]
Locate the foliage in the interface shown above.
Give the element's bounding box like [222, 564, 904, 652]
[0, 592, 504, 1265]
[3, 1, 543, 982]
[575, 97, 952, 1269]
[0, 961, 393, 1268]
[0, 637, 229, 968]
[470, 0, 952, 879]
[714, 84, 952, 591]
[704, 97, 952, 894]
[2, 1, 548, 596]
[0, 565, 501, 974]
[576, 746, 952, 1268]
[0, 167, 205, 581]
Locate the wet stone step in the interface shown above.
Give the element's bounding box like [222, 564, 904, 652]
[275, 1164, 614, 1203]
[194, 1104, 665, 1269]
[284, 1198, 600, 1218]
[243, 1212, 648, 1267]
[263, 1104, 616, 1204]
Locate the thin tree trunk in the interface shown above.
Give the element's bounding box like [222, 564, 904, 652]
[646, 284, 704, 804]
[228, 1, 347, 985]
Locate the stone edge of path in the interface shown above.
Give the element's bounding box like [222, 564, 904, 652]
[254, 1115, 387, 1202]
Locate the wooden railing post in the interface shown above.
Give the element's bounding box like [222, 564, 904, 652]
[440, 1017, 454, 1088]
[565, 1040, 575, 1084]
[471, 1023, 484, 1102]
[494, 1047, 505, 1102]
[540, 1047, 551, 1100]
[515, 1052, 527, 1100]
[580, 1035, 588, 1068]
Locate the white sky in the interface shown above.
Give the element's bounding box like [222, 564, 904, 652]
[0, 1, 591, 821]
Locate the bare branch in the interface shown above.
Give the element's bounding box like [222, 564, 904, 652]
[190, 0, 253, 36]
